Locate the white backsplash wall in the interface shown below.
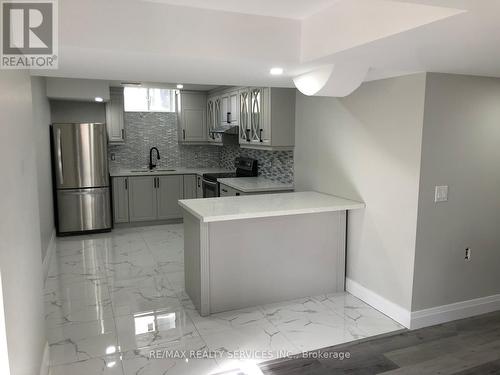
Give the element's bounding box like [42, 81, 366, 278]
[108, 112, 221, 169]
[220, 145, 294, 183]
[109, 112, 294, 182]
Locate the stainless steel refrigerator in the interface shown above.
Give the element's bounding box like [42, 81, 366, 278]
[51, 123, 112, 235]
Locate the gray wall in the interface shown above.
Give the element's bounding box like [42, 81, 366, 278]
[294, 74, 426, 310]
[0, 71, 46, 374]
[412, 73, 500, 310]
[31, 77, 54, 260]
[50, 100, 106, 123]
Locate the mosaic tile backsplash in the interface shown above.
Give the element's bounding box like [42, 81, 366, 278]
[108, 112, 220, 169]
[220, 146, 294, 184]
[108, 112, 294, 183]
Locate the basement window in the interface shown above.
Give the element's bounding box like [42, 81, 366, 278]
[124, 87, 176, 112]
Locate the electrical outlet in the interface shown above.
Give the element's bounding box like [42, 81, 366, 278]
[435, 185, 448, 202]
[465, 248, 471, 261]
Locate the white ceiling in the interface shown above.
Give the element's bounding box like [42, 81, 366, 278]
[34, 0, 500, 93]
[141, 0, 340, 19]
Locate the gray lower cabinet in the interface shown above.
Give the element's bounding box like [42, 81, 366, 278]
[183, 175, 197, 199]
[112, 177, 129, 223]
[128, 176, 157, 222]
[113, 175, 188, 223]
[219, 183, 242, 197]
[196, 175, 203, 198]
[157, 175, 184, 220]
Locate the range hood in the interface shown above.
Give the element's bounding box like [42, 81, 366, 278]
[209, 125, 239, 136]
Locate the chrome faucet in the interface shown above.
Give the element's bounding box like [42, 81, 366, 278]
[149, 147, 160, 170]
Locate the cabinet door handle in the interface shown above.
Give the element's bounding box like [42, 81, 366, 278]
[259, 129, 263, 142]
[153, 178, 156, 189]
[157, 177, 160, 188]
[183, 129, 186, 139]
[236, 192, 240, 196]
[227, 112, 231, 124]
[125, 178, 128, 190]
[222, 189, 228, 193]
[245, 129, 250, 142]
[121, 129, 125, 140]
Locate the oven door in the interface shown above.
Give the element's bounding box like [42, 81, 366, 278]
[202, 179, 219, 198]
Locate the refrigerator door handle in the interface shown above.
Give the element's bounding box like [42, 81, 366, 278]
[56, 128, 64, 185]
[100, 128, 106, 182]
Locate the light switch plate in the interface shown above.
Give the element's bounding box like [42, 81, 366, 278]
[435, 185, 448, 202]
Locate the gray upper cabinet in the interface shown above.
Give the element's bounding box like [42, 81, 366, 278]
[219, 90, 239, 127]
[177, 91, 207, 143]
[239, 87, 295, 150]
[112, 177, 129, 223]
[207, 95, 222, 144]
[239, 88, 250, 144]
[183, 175, 197, 200]
[206, 86, 295, 150]
[128, 176, 157, 222]
[106, 87, 125, 144]
[157, 175, 183, 220]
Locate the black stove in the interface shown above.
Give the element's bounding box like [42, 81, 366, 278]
[202, 157, 258, 197]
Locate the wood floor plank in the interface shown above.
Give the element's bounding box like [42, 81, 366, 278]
[384, 325, 500, 367]
[452, 358, 500, 374]
[259, 311, 500, 375]
[319, 324, 455, 362]
[320, 354, 399, 374]
[259, 357, 330, 375]
[380, 335, 500, 375]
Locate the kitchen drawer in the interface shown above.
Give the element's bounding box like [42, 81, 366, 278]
[219, 184, 242, 197]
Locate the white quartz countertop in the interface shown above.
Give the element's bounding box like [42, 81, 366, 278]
[110, 167, 234, 177]
[217, 176, 294, 193]
[178, 191, 365, 222]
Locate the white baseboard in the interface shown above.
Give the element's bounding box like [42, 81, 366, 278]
[345, 278, 411, 328]
[42, 229, 56, 286]
[39, 341, 50, 375]
[410, 293, 500, 330]
[346, 278, 500, 330]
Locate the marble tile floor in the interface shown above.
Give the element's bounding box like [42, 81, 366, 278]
[45, 224, 403, 375]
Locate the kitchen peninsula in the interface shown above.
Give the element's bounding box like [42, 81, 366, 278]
[179, 191, 365, 316]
